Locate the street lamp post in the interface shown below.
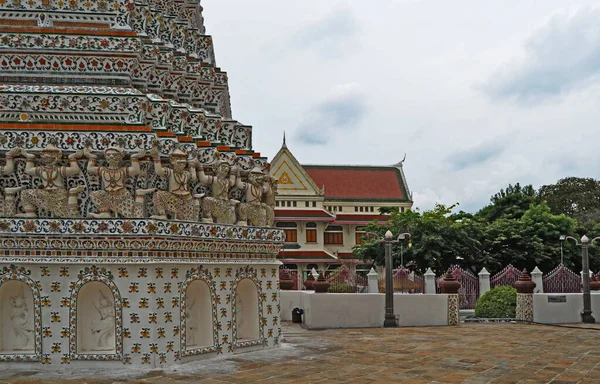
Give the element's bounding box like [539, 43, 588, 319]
[563, 235, 600, 323]
[368, 230, 412, 327]
[559, 235, 566, 265]
[398, 233, 412, 267]
[384, 231, 395, 327]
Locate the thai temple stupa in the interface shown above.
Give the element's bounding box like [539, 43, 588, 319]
[0, 0, 284, 368]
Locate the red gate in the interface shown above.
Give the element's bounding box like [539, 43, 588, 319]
[543, 264, 581, 293]
[491, 264, 521, 288]
[436, 266, 480, 309]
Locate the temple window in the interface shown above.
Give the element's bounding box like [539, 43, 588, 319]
[324, 225, 344, 245]
[355, 226, 366, 245]
[306, 222, 317, 243]
[276, 222, 298, 243]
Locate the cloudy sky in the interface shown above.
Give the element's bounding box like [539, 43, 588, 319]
[203, 0, 600, 213]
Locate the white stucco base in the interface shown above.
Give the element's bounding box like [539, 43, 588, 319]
[533, 293, 600, 324]
[280, 291, 451, 328]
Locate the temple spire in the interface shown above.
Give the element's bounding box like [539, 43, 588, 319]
[282, 131, 287, 149]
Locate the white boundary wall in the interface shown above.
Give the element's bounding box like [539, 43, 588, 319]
[533, 293, 600, 324]
[281, 291, 450, 328]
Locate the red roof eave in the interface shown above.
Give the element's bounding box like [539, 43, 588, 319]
[331, 214, 390, 225]
[274, 209, 335, 222]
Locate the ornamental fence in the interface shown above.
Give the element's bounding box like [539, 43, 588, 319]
[378, 267, 424, 294]
[542, 264, 581, 293]
[435, 265, 479, 309]
[327, 265, 368, 293]
[279, 263, 587, 309]
[490, 264, 522, 288]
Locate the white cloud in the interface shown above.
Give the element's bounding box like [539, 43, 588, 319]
[295, 83, 366, 145]
[481, 6, 600, 103]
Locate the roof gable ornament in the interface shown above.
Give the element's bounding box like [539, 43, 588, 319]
[282, 131, 287, 149]
[394, 153, 407, 168]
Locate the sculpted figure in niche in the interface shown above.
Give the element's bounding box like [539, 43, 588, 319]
[90, 289, 115, 351]
[18, 142, 85, 218]
[10, 286, 34, 351]
[196, 155, 238, 224]
[150, 146, 201, 221]
[235, 166, 268, 227]
[185, 295, 197, 347]
[84, 144, 152, 218]
[262, 174, 277, 227]
[0, 148, 25, 217]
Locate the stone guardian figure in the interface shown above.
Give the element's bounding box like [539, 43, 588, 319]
[262, 174, 277, 227]
[196, 155, 238, 224]
[235, 166, 268, 227]
[150, 146, 201, 221]
[84, 144, 152, 219]
[0, 147, 25, 217]
[19, 143, 84, 218]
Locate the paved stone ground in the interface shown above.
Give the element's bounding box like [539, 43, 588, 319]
[3, 322, 600, 384]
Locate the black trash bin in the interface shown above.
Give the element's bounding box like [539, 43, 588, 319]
[292, 308, 304, 323]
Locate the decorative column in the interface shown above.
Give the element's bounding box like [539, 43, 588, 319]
[478, 267, 490, 298]
[531, 267, 543, 294]
[439, 270, 460, 326]
[514, 269, 536, 323]
[367, 268, 379, 294]
[424, 268, 436, 294]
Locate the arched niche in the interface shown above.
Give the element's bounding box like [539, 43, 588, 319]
[185, 280, 214, 349]
[0, 280, 35, 354]
[77, 281, 116, 355]
[235, 279, 259, 342]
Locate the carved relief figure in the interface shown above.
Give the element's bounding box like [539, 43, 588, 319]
[84, 145, 152, 218]
[90, 289, 115, 351]
[196, 156, 237, 224]
[236, 167, 268, 227]
[150, 147, 201, 221]
[0, 148, 24, 217]
[185, 295, 197, 347]
[9, 286, 34, 351]
[19, 143, 84, 218]
[262, 174, 277, 227]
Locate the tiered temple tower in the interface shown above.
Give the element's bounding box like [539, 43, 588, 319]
[0, 0, 283, 368]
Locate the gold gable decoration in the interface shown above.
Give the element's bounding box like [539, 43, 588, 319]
[278, 171, 294, 185]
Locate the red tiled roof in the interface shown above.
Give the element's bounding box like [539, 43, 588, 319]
[304, 166, 406, 200]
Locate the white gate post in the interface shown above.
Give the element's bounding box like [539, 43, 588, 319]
[367, 268, 379, 294]
[479, 267, 490, 297]
[424, 268, 436, 294]
[531, 267, 543, 294]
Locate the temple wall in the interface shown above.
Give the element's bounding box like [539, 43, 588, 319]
[0, 261, 281, 367]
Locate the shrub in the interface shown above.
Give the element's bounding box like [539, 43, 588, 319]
[474, 285, 517, 318]
[328, 282, 355, 293]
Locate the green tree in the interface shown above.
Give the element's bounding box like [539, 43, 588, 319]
[539, 177, 600, 223]
[477, 183, 539, 222]
[353, 204, 483, 274]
